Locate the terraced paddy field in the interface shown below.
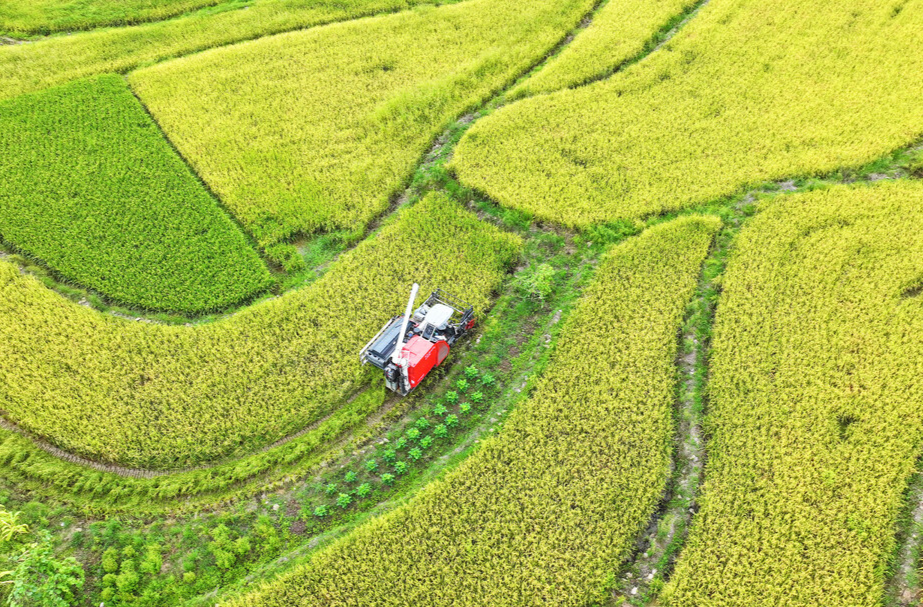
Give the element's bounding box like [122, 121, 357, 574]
[2, 0, 923, 605]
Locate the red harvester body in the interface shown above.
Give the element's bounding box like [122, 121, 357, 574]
[359, 284, 475, 396]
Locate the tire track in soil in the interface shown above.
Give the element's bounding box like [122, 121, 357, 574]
[0, 383, 384, 479]
[0, 406, 342, 479]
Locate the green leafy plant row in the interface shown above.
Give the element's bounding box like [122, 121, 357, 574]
[0, 0, 221, 35]
[306, 366, 497, 526]
[663, 181, 923, 606]
[0, 0, 452, 101]
[223, 215, 720, 607]
[128, 0, 597, 256]
[0, 193, 520, 470]
[509, 0, 698, 99]
[453, 0, 923, 228]
[0, 74, 272, 314]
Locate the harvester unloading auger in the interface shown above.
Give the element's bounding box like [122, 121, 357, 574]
[360, 284, 476, 396]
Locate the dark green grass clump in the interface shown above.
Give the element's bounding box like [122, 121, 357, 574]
[0, 75, 272, 314]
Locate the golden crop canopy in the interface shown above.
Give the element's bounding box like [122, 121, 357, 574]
[0, 194, 519, 470]
[664, 181, 923, 606]
[453, 0, 923, 228]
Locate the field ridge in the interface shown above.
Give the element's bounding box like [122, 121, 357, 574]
[510, 0, 708, 99]
[663, 180, 923, 606]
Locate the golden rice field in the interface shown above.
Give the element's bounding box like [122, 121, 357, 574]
[2, 0, 923, 605]
[129, 0, 596, 254]
[508, 0, 698, 99]
[0, 0, 446, 101]
[0, 0, 221, 34]
[453, 0, 923, 227]
[0, 193, 518, 469]
[663, 182, 923, 606]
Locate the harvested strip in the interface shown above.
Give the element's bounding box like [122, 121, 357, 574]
[0, 0, 451, 102]
[663, 181, 923, 606]
[0, 75, 272, 314]
[510, 0, 698, 99]
[223, 215, 720, 607]
[129, 0, 596, 251]
[453, 0, 923, 228]
[0, 387, 384, 515]
[0, 0, 220, 35]
[0, 193, 520, 469]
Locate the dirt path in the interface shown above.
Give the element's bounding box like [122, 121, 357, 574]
[886, 466, 923, 606]
[607, 228, 721, 605]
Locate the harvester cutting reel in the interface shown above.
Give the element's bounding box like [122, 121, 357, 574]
[359, 283, 476, 396]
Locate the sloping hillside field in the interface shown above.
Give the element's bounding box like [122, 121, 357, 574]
[2, 0, 923, 605]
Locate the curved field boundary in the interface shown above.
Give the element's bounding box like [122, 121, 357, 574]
[0, 0, 461, 102]
[605, 203, 742, 603]
[662, 181, 923, 606]
[222, 216, 719, 607]
[128, 0, 599, 253]
[452, 0, 923, 229]
[0, 393, 349, 481]
[509, 0, 703, 99]
[0, 0, 222, 35]
[0, 193, 520, 470]
[0, 387, 385, 515]
[0, 74, 273, 314]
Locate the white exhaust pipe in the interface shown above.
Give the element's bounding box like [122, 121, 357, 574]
[392, 283, 420, 365]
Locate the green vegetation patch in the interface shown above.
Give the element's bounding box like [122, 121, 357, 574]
[0, 75, 272, 314]
[128, 0, 596, 254]
[0, 193, 520, 470]
[0, 0, 222, 35]
[663, 181, 923, 606]
[223, 216, 719, 607]
[453, 0, 923, 228]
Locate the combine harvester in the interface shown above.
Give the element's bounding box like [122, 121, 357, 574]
[360, 284, 476, 395]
